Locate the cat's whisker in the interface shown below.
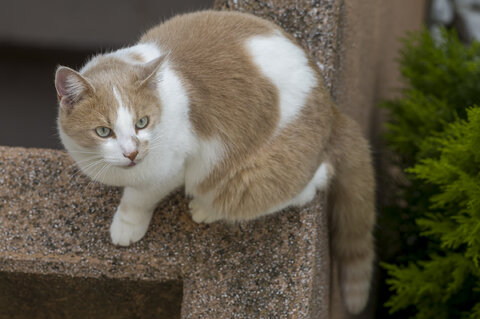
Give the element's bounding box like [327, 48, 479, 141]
[73, 158, 105, 171]
[66, 156, 103, 167]
[146, 145, 162, 152]
[147, 141, 168, 152]
[94, 163, 111, 186]
[149, 138, 166, 145]
[96, 163, 112, 187]
[69, 166, 99, 184]
[68, 160, 103, 179]
[64, 155, 103, 171]
[69, 150, 101, 155]
[146, 143, 164, 151]
[148, 136, 167, 146]
[85, 162, 109, 191]
[149, 136, 164, 144]
[68, 159, 106, 182]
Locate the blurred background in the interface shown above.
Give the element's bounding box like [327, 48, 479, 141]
[0, 0, 212, 149]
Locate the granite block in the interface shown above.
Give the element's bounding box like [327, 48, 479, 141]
[0, 146, 330, 318]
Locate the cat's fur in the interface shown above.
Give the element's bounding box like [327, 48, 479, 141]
[55, 11, 375, 314]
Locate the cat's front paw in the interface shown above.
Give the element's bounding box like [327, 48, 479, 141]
[189, 199, 221, 224]
[110, 208, 151, 246]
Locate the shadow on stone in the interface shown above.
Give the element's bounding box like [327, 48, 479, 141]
[0, 272, 182, 319]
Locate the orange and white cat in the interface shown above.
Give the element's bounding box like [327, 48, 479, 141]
[55, 11, 375, 314]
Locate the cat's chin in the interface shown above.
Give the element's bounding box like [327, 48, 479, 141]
[119, 159, 142, 169]
[117, 163, 136, 169]
[126, 162, 137, 168]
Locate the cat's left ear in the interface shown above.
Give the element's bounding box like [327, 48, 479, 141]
[136, 55, 167, 89]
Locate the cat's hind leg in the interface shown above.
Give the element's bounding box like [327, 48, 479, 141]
[190, 162, 328, 223]
[202, 147, 325, 222]
[288, 162, 333, 207]
[189, 197, 222, 224]
[262, 162, 333, 215]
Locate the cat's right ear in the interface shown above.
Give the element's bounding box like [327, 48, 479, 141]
[55, 66, 94, 109]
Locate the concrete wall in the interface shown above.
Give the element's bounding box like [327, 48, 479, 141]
[332, 2, 427, 317]
[333, 0, 428, 140]
[0, 0, 212, 49]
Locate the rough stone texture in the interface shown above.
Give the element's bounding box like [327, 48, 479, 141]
[0, 146, 329, 318]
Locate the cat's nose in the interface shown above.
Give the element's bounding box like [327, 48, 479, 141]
[123, 151, 138, 161]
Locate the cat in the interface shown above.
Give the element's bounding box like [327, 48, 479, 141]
[54, 10, 375, 314]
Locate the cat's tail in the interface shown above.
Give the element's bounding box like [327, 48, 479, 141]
[326, 110, 376, 315]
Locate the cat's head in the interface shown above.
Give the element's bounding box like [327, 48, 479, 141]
[55, 56, 165, 184]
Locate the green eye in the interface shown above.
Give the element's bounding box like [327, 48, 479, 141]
[135, 116, 149, 129]
[95, 126, 112, 138]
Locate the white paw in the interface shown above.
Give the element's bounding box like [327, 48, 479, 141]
[189, 199, 221, 224]
[110, 208, 151, 246]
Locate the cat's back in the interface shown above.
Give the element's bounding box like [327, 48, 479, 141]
[140, 10, 277, 58]
[140, 11, 323, 145]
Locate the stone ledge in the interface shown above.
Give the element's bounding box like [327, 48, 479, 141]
[0, 146, 330, 318]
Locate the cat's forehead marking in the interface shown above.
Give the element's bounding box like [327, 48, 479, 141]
[113, 86, 134, 132]
[112, 86, 124, 108]
[113, 86, 137, 153]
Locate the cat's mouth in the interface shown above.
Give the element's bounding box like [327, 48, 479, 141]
[123, 159, 141, 168]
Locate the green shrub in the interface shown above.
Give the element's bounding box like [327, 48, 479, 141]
[384, 28, 480, 165]
[385, 108, 480, 318]
[380, 28, 480, 318]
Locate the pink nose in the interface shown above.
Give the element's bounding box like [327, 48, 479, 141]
[123, 151, 138, 161]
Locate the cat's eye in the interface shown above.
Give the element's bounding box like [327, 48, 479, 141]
[135, 116, 149, 129]
[95, 126, 112, 138]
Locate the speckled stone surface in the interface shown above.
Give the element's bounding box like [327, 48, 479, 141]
[0, 146, 329, 318]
